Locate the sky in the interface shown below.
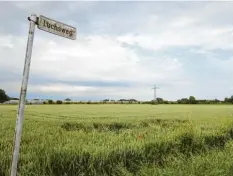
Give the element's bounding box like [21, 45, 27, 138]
[1, 1, 233, 101]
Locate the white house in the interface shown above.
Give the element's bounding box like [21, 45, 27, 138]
[4, 100, 19, 104]
[27, 99, 43, 104]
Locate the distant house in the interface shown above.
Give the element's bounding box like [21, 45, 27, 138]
[118, 99, 138, 104]
[27, 99, 43, 104]
[4, 100, 19, 104]
[118, 99, 130, 104]
[43, 99, 50, 103]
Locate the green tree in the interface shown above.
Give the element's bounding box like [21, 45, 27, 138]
[151, 100, 158, 105]
[163, 100, 169, 104]
[56, 100, 62, 104]
[156, 97, 164, 104]
[230, 96, 233, 104]
[189, 96, 197, 104]
[48, 100, 53, 104]
[177, 98, 189, 104]
[0, 89, 9, 103]
[214, 99, 220, 104]
[224, 96, 233, 104]
[224, 97, 230, 103]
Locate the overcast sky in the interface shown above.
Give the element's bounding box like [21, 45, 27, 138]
[1, 1, 233, 101]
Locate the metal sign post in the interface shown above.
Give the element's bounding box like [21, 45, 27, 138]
[10, 14, 76, 176]
[10, 14, 37, 176]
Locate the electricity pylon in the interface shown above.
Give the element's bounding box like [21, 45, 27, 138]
[152, 84, 159, 102]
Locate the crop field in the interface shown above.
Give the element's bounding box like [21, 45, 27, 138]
[1, 104, 233, 176]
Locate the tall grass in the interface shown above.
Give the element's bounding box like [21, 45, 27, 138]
[0, 104, 233, 175]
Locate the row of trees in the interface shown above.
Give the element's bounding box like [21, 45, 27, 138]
[153, 96, 233, 104]
[1, 88, 233, 105]
[44, 99, 138, 104]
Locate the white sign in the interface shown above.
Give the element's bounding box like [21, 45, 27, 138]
[10, 14, 76, 176]
[38, 15, 76, 40]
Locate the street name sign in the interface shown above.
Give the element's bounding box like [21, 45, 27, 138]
[38, 15, 76, 40]
[10, 14, 76, 176]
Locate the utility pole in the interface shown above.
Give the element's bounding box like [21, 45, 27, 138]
[152, 84, 159, 103]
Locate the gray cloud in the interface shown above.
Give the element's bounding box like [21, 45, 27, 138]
[1, 1, 233, 36]
[2, 2, 233, 100]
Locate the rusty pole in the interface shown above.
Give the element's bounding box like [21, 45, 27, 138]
[10, 14, 37, 176]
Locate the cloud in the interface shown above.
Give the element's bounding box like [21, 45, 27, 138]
[1, 2, 233, 101]
[117, 20, 233, 51]
[0, 34, 184, 100]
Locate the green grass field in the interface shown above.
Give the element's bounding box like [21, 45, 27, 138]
[1, 104, 233, 176]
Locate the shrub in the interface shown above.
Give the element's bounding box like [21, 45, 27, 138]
[56, 100, 62, 104]
[48, 100, 53, 104]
